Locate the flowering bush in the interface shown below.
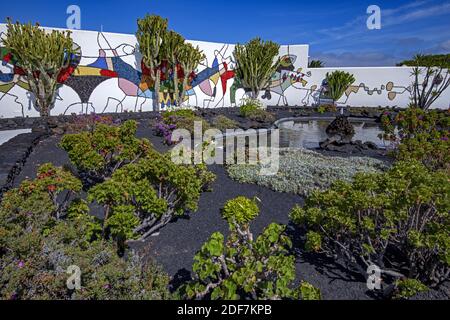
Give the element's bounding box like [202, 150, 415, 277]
[153, 109, 210, 145]
[60, 120, 151, 186]
[181, 197, 321, 300]
[88, 148, 215, 243]
[0, 165, 170, 300]
[64, 113, 117, 133]
[380, 107, 449, 171]
[290, 160, 450, 292]
[153, 119, 178, 145]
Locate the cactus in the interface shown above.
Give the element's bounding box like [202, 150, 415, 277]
[176, 43, 205, 106]
[136, 15, 168, 111]
[233, 37, 280, 99]
[325, 70, 355, 105]
[137, 15, 205, 109]
[161, 30, 185, 106]
[3, 19, 76, 117]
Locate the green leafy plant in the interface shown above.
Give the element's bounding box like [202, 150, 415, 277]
[325, 70, 355, 105]
[181, 197, 321, 300]
[393, 279, 429, 300]
[290, 160, 450, 289]
[399, 54, 450, 110]
[234, 38, 281, 99]
[60, 120, 151, 185]
[88, 148, 215, 243]
[3, 19, 77, 116]
[380, 108, 449, 171]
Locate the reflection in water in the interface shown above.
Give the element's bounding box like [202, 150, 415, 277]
[279, 120, 387, 149]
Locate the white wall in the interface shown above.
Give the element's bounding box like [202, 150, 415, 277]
[0, 24, 448, 119]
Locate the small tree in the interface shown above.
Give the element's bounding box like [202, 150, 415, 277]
[404, 54, 450, 110]
[3, 20, 77, 116]
[136, 15, 168, 111]
[233, 38, 281, 99]
[88, 149, 215, 244]
[182, 196, 321, 300]
[325, 70, 355, 105]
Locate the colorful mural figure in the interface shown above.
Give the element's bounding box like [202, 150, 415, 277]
[261, 55, 311, 106]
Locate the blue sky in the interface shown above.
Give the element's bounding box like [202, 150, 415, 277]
[3, 0, 450, 66]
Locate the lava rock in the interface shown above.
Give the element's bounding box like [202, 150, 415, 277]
[326, 116, 355, 138]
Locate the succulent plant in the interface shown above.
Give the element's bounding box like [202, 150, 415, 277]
[3, 19, 77, 116]
[233, 38, 281, 99]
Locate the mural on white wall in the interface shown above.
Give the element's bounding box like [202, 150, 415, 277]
[0, 24, 449, 118]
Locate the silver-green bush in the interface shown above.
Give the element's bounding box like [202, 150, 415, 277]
[227, 148, 387, 195]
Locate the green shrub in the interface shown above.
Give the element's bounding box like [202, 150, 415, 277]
[227, 149, 386, 195]
[0, 165, 170, 300]
[0, 163, 82, 226]
[290, 160, 450, 288]
[211, 115, 240, 132]
[380, 108, 449, 171]
[181, 197, 320, 300]
[60, 120, 151, 184]
[317, 104, 337, 114]
[88, 148, 215, 243]
[393, 279, 428, 300]
[239, 99, 274, 123]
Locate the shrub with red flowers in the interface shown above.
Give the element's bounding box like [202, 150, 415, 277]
[0, 164, 170, 300]
[64, 113, 118, 134]
[380, 107, 450, 171]
[60, 120, 151, 186]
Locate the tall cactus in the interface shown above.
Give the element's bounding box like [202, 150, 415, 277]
[3, 19, 76, 117]
[136, 15, 168, 111]
[161, 30, 185, 106]
[177, 43, 205, 106]
[233, 38, 281, 99]
[325, 71, 355, 105]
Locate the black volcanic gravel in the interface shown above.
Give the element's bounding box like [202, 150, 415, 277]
[10, 120, 449, 300]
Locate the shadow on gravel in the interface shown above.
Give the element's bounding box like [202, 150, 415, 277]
[286, 222, 365, 284]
